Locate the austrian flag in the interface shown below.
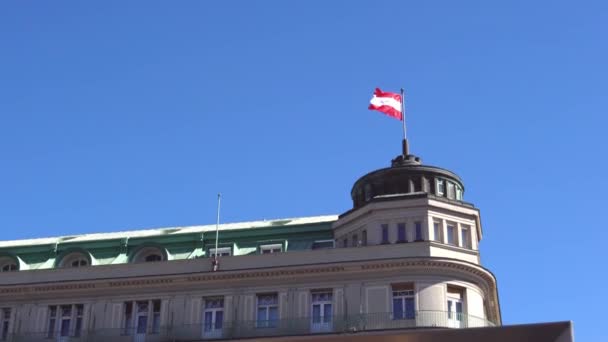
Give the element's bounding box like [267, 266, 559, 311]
[368, 88, 403, 120]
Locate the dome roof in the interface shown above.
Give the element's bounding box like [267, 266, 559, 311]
[350, 146, 465, 209]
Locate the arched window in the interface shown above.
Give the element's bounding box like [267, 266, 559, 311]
[58, 252, 90, 268]
[0, 256, 18, 272]
[131, 246, 167, 263]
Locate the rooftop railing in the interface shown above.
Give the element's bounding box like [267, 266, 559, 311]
[6, 311, 496, 342]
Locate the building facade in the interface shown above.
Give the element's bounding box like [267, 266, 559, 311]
[0, 147, 502, 341]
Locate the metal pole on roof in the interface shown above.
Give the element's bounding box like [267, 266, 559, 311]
[212, 193, 221, 271]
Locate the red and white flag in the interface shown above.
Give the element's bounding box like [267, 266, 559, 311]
[368, 88, 402, 120]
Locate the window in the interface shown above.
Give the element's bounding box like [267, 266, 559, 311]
[447, 182, 455, 199]
[447, 224, 456, 245]
[312, 240, 334, 250]
[436, 179, 445, 196]
[0, 264, 16, 272]
[381, 224, 389, 244]
[1, 308, 10, 341]
[351, 234, 359, 247]
[0, 257, 17, 272]
[397, 223, 406, 242]
[456, 186, 463, 200]
[392, 285, 415, 320]
[145, 254, 162, 262]
[260, 244, 282, 254]
[361, 230, 367, 246]
[203, 297, 224, 338]
[58, 252, 89, 268]
[132, 247, 166, 263]
[460, 225, 470, 249]
[311, 291, 332, 332]
[414, 222, 423, 241]
[447, 287, 464, 328]
[47, 304, 83, 338]
[342, 239, 348, 248]
[256, 294, 278, 328]
[209, 247, 231, 258]
[433, 221, 442, 242]
[123, 300, 161, 336]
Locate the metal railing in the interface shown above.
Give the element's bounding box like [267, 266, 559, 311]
[5, 311, 495, 341]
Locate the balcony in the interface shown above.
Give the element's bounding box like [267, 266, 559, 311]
[5, 311, 495, 342]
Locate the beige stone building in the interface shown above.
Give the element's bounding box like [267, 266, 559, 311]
[0, 144, 572, 342]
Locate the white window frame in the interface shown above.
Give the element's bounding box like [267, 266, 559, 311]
[123, 300, 161, 336]
[446, 223, 457, 246]
[132, 247, 166, 263]
[311, 291, 333, 332]
[392, 288, 415, 320]
[209, 247, 232, 258]
[460, 225, 471, 249]
[1, 308, 11, 341]
[260, 244, 282, 254]
[447, 287, 465, 328]
[202, 297, 224, 338]
[47, 304, 84, 339]
[0, 257, 17, 272]
[59, 252, 89, 268]
[256, 294, 278, 328]
[433, 220, 443, 243]
[436, 179, 445, 196]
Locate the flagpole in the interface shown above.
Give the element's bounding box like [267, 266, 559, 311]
[212, 193, 221, 271]
[400, 88, 409, 156]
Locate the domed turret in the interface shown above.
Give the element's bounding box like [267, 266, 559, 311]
[351, 142, 465, 209]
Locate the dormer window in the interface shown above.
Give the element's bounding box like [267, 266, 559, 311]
[209, 247, 231, 258]
[260, 244, 282, 254]
[456, 186, 463, 200]
[447, 182, 456, 199]
[0, 256, 18, 272]
[131, 246, 167, 263]
[57, 252, 91, 268]
[144, 254, 163, 262]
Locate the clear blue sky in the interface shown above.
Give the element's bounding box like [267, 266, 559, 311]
[1, 1, 606, 340]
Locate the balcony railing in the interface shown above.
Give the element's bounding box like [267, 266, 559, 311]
[5, 311, 496, 342]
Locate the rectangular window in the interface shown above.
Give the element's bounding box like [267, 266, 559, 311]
[260, 244, 282, 254]
[381, 224, 389, 244]
[209, 247, 231, 258]
[47, 304, 83, 338]
[361, 230, 367, 246]
[342, 239, 348, 248]
[433, 221, 442, 242]
[447, 182, 455, 199]
[392, 284, 415, 320]
[397, 223, 406, 242]
[460, 225, 470, 249]
[447, 224, 456, 245]
[123, 300, 161, 336]
[351, 234, 359, 247]
[311, 291, 332, 332]
[456, 186, 463, 200]
[415, 222, 423, 241]
[447, 287, 465, 328]
[436, 179, 445, 196]
[1, 308, 10, 341]
[312, 240, 335, 250]
[203, 297, 224, 337]
[256, 294, 278, 328]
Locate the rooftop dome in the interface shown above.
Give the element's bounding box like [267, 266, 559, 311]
[351, 140, 465, 209]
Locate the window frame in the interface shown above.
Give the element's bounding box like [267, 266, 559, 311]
[397, 223, 406, 243]
[436, 179, 445, 196]
[433, 220, 443, 243]
[311, 240, 335, 250]
[311, 290, 333, 331]
[460, 225, 471, 249]
[256, 294, 279, 328]
[392, 285, 415, 320]
[1, 308, 11, 341]
[446, 223, 457, 246]
[381, 224, 389, 244]
[209, 247, 232, 258]
[47, 304, 84, 338]
[414, 221, 423, 241]
[259, 244, 283, 254]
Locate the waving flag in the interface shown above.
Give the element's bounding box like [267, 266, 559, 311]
[368, 88, 403, 120]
